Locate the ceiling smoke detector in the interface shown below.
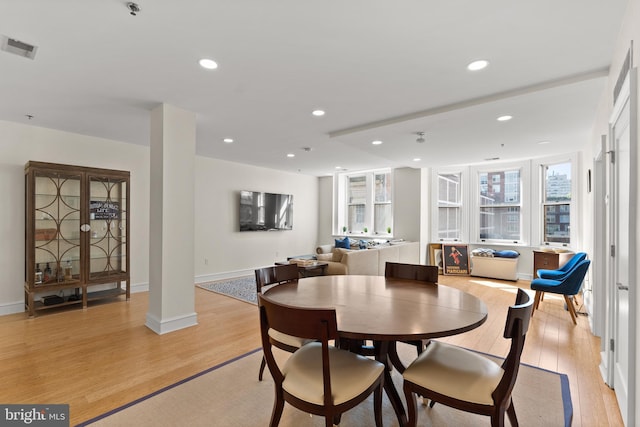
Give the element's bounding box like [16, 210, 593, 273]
[127, 2, 140, 16]
[416, 132, 426, 143]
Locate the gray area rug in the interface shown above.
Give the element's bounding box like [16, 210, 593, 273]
[197, 276, 257, 304]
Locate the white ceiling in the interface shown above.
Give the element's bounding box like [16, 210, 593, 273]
[0, 1, 630, 176]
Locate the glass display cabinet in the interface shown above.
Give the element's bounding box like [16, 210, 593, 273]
[24, 161, 130, 317]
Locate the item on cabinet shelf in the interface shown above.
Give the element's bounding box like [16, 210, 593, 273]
[64, 260, 73, 280]
[68, 292, 80, 302]
[43, 262, 52, 283]
[35, 228, 57, 241]
[56, 264, 65, 282]
[42, 295, 64, 306]
[35, 264, 43, 284]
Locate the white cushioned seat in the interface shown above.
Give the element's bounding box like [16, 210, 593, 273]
[402, 341, 504, 405]
[282, 342, 385, 406]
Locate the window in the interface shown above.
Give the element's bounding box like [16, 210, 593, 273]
[542, 162, 571, 244]
[347, 175, 366, 232]
[433, 156, 573, 247]
[437, 173, 462, 240]
[374, 172, 392, 234]
[479, 169, 521, 242]
[339, 169, 392, 235]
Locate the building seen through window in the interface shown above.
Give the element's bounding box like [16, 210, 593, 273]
[479, 169, 521, 241]
[543, 162, 571, 244]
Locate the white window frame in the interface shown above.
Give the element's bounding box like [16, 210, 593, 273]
[430, 155, 580, 249]
[334, 168, 393, 237]
[431, 167, 468, 243]
[469, 160, 531, 245]
[532, 153, 578, 248]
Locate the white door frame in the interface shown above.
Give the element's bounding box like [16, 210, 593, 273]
[605, 67, 637, 426]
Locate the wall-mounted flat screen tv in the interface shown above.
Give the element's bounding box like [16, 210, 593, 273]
[239, 190, 293, 231]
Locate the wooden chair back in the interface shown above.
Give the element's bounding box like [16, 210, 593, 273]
[383, 262, 438, 359]
[385, 262, 438, 283]
[494, 288, 534, 406]
[254, 263, 302, 382]
[258, 294, 338, 403]
[255, 264, 299, 294]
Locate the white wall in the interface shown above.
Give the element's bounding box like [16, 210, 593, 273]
[0, 120, 320, 314]
[587, 0, 640, 423]
[316, 176, 334, 247]
[193, 156, 319, 282]
[393, 167, 422, 243]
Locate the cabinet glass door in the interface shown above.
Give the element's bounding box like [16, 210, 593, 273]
[88, 176, 128, 282]
[34, 172, 82, 286]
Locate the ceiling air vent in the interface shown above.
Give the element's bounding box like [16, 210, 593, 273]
[1, 35, 38, 59]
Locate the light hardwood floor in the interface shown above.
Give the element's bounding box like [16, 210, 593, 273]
[0, 275, 623, 426]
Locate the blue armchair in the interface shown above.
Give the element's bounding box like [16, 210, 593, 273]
[537, 252, 587, 280]
[530, 259, 591, 324]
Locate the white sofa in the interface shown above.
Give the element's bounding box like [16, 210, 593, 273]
[315, 242, 420, 276]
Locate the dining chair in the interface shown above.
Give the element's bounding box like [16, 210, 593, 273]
[385, 262, 439, 283]
[385, 262, 438, 356]
[255, 264, 311, 381]
[530, 259, 591, 324]
[402, 288, 534, 427]
[258, 294, 385, 427]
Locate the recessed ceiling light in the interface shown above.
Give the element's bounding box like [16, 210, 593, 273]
[312, 110, 325, 117]
[223, 138, 233, 143]
[413, 158, 421, 162]
[335, 166, 342, 169]
[287, 153, 295, 158]
[199, 58, 218, 69]
[497, 115, 513, 122]
[538, 140, 551, 145]
[467, 60, 489, 71]
[371, 140, 383, 145]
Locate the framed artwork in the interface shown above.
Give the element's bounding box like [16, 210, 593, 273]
[442, 244, 470, 275]
[428, 243, 443, 274]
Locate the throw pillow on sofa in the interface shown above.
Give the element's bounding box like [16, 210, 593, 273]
[335, 236, 351, 249]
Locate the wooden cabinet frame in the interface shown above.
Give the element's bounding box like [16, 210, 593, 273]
[24, 161, 130, 317]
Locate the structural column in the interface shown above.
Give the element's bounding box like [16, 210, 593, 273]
[146, 103, 198, 334]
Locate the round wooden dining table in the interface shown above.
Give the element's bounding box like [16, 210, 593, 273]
[263, 274, 488, 427]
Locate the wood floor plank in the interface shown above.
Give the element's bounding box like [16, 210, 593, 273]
[0, 276, 623, 426]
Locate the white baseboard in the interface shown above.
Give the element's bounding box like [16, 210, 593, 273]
[145, 311, 198, 335]
[0, 301, 24, 316]
[131, 282, 149, 293]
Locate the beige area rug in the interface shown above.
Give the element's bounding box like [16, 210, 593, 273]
[77, 344, 571, 427]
